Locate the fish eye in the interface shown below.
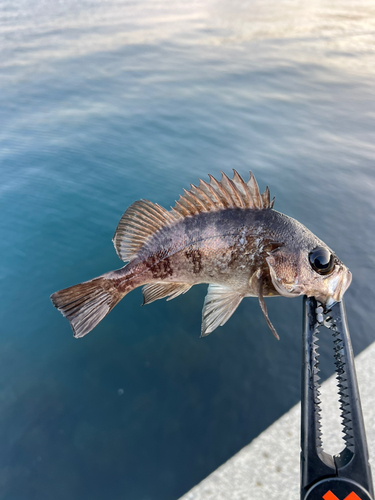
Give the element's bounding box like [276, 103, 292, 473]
[309, 247, 335, 275]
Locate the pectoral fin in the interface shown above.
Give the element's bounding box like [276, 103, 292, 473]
[201, 284, 243, 337]
[255, 272, 280, 340]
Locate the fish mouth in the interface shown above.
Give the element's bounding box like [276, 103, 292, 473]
[323, 268, 352, 308]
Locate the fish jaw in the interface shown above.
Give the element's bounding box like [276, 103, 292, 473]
[316, 267, 352, 308]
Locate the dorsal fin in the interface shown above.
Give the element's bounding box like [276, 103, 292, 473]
[112, 199, 178, 262]
[172, 170, 273, 217]
[113, 171, 274, 262]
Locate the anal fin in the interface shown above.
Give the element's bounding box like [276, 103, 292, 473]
[142, 282, 192, 305]
[201, 284, 243, 337]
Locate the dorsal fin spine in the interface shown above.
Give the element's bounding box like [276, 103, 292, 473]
[220, 171, 245, 208]
[261, 186, 270, 208]
[190, 184, 215, 209]
[208, 175, 232, 207]
[188, 189, 208, 210]
[174, 200, 191, 217]
[183, 188, 206, 212]
[158, 204, 177, 223]
[232, 169, 255, 208]
[170, 207, 184, 219]
[199, 179, 225, 208]
[247, 172, 262, 208]
[178, 194, 198, 214]
[173, 171, 273, 215]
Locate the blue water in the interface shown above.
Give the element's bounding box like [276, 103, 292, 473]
[1, 1, 375, 498]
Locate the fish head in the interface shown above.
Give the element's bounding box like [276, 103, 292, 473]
[265, 241, 352, 308]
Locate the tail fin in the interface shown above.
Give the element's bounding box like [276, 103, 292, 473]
[50, 276, 123, 338]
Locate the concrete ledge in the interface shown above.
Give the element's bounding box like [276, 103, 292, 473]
[179, 342, 375, 500]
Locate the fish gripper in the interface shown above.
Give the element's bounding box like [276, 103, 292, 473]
[300, 297, 374, 500]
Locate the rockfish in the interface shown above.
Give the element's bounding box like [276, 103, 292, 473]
[51, 171, 352, 339]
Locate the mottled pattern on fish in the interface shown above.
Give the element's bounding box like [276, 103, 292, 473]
[50, 171, 352, 339]
[120, 210, 281, 290]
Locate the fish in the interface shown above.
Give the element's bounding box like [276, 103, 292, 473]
[50, 171, 352, 340]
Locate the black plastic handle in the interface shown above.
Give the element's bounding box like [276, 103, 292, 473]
[304, 477, 373, 500]
[300, 297, 373, 500]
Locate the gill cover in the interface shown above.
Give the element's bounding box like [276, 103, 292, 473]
[266, 247, 304, 298]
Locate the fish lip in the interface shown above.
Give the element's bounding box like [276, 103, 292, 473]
[322, 268, 352, 307]
[324, 296, 337, 309]
[332, 268, 352, 299]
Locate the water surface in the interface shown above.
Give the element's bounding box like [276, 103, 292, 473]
[1, 1, 375, 499]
